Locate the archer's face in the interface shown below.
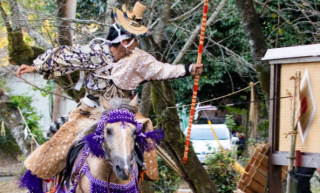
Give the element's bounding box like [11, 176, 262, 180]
[122, 38, 138, 53]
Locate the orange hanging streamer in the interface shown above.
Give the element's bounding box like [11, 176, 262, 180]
[46, 185, 57, 193]
[183, 0, 209, 163]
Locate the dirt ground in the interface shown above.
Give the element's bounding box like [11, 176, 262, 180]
[0, 151, 27, 193]
[0, 148, 318, 193]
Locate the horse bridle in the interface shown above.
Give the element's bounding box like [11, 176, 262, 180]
[102, 138, 142, 170]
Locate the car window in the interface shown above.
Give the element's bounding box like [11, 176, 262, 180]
[196, 118, 226, 124]
[190, 127, 229, 140]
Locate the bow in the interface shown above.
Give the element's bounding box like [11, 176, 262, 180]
[183, 0, 209, 163]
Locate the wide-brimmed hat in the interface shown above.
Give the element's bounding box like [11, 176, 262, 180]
[112, 2, 149, 38]
[122, 1, 145, 20]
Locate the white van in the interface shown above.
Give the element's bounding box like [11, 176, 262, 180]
[183, 124, 239, 163]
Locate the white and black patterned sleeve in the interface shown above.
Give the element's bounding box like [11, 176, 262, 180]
[33, 44, 114, 80]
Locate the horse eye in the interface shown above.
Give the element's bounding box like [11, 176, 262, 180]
[106, 128, 112, 135]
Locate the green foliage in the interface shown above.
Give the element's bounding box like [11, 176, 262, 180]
[77, 0, 106, 21]
[37, 80, 54, 118]
[205, 149, 241, 193]
[9, 93, 47, 144]
[257, 119, 269, 142]
[31, 80, 54, 118]
[0, 77, 12, 93]
[225, 106, 247, 116]
[224, 114, 237, 131]
[224, 114, 244, 132]
[153, 156, 180, 193]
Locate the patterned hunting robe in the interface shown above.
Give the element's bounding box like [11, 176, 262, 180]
[25, 43, 189, 179]
[32, 43, 190, 99]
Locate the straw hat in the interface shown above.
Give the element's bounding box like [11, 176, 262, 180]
[112, 2, 149, 38]
[122, 2, 146, 20]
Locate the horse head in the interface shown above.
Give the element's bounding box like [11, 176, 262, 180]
[64, 95, 164, 191]
[99, 95, 140, 180]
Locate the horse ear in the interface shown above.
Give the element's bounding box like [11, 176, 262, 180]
[137, 118, 153, 132]
[100, 95, 111, 109]
[129, 94, 139, 107]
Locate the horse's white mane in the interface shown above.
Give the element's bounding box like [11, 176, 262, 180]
[74, 97, 138, 142]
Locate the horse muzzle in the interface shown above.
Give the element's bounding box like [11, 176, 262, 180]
[115, 163, 133, 181]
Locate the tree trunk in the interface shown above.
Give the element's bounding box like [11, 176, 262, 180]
[57, 0, 73, 46]
[0, 94, 31, 156]
[153, 0, 173, 46]
[104, 0, 130, 34]
[54, 0, 84, 104]
[139, 82, 156, 193]
[53, 0, 73, 118]
[235, 0, 269, 93]
[151, 80, 218, 193]
[0, 0, 37, 65]
[147, 0, 218, 189]
[140, 82, 152, 117]
[104, 0, 117, 34]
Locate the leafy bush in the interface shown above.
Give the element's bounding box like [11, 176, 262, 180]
[153, 156, 181, 193]
[224, 114, 237, 131]
[205, 149, 241, 193]
[9, 93, 47, 144]
[224, 114, 244, 132]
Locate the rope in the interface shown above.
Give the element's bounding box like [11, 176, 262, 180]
[17, 107, 40, 147]
[168, 81, 260, 109]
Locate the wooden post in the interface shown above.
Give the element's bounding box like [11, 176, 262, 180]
[286, 72, 300, 193]
[268, 64, 282, 192]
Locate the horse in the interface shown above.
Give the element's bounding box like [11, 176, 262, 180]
[55, 95, 163, 193]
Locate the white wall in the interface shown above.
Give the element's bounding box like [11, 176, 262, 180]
[6, 73, 76, 130]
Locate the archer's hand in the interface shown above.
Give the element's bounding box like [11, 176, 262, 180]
[190, 63, 203, 76]
[17, 64, 35, 78]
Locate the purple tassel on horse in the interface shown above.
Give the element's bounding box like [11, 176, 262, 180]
[136, 126, 165, 152]
[19, 170, 43, 193]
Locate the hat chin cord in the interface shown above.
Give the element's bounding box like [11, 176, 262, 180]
[89, 23, 136, 53]
[113, 23, 136, 53]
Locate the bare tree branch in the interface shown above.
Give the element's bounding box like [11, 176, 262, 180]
[173, 0, 228, 65]
[147, 0, 157, 28]
[172, 23, 255, 71]
[168, 1, 204, 22]
[0, 65, 76, 101]
[0, 0, 12, 31]
[153, 0, 174, 45]
[17, 4, 52, 49]
[104, 0, 117, 33]
[62, 17, 110, 26]
[8, 0, 21, 31]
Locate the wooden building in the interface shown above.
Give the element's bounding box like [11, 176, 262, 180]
[262, 44, 320, 192]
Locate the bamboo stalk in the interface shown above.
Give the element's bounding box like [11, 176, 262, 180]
[286, 72, 300, 192]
